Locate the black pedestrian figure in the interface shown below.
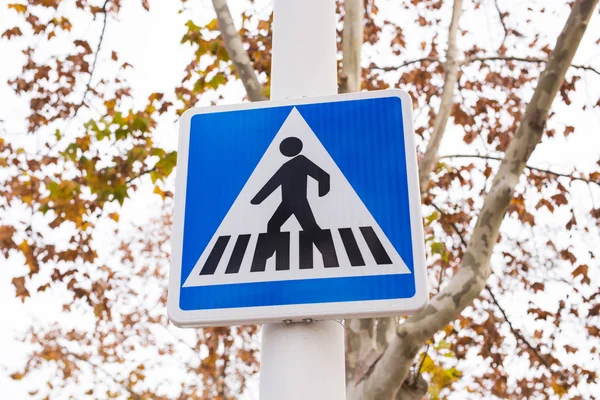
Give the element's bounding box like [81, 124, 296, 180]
[249, 136, 339, 271]
[251, 137, 330, 232]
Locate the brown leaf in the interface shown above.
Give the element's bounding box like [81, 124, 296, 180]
[8, 3, 27, 13]
[560, 249, 576, 264]
[12, 276, 30, 301]
[566, 214, 577, 230]
[2, 27, 23, 39]
[73, 39, 92, 54]
[572, 264, 590, 284]
[10, 372, 25, 380]
[551, 193, 568, 206]
[531, 282, 545, 293]
[564, 126, 575, 136]
[587, 325, 600, 337]
[564, 345, 578, 354]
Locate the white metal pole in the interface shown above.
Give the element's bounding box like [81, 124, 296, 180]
[259, 1, 346, 399]
[269, 0, 338, 100]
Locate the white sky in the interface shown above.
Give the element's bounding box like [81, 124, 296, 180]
[0, 0, 599, 398]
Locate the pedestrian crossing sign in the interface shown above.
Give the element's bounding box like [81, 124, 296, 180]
[168, 90, 428, 327]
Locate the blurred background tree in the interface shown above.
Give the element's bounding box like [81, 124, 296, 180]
[0, 0, 599, 399]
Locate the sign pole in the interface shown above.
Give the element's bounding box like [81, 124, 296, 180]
[258, 1, 346, 399]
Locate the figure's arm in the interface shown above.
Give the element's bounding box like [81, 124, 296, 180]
[251, 171, 281, 204]
[302, 157, 330, 196]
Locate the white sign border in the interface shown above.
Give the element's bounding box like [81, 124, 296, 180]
[168, 89, 428, 327]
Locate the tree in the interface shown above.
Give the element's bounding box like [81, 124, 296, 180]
[1, 0, 599, 399]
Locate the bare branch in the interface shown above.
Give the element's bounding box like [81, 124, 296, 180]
[339, 0, 364, 93]
[493, 0, 508, 49]
[73, 0, 110, 118]
[485, 285, 568, 380]
[124, 167, 155, 185]
[431, 203, 467, 248]
[413, 346, 429, 384]
[431, 203, 569, 380]
[212, 0, 266, 102]
[440, 154, 600, 186]
[418, 0, 463, 197]
[574, 64, 600, 76]
[373, 58, 440, 72]
[70, 352, 139, 397]
[461, 56, 600, 76]
[350, 1, 598, 398]
[461, 55, 547, 65]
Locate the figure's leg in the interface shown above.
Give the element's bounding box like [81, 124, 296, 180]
[251, 231, 290, 272]
[267, 203, 293, 232]
[294, 201, 321, 232]
[299, 229, 339, 269]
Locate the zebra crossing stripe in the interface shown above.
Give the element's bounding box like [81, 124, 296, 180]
[251, 232, 291, 272]
[225, 234, 251, 274]
[300, 229, 339, 269]
[199, 236, 230, 275]
[360, 226, 392, 265]
[338, 228, 365, 267]
[198, 226, 395, 276]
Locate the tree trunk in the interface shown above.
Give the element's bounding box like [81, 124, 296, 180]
[212, 0, 266, 101]
[347, 0, 598, 398]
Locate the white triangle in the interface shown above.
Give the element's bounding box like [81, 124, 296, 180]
[184, 108, 410, 287]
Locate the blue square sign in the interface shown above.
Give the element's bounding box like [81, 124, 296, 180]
[168, 90, 427, 327]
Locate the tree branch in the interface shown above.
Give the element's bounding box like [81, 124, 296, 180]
[427, 204, 565, 379]
[124, 167, 155, 185]
[339, 0, 364, 93]
[431, 203, 568, 381]
[484, 285, 567, 380]
[377, 56, 599, 77]
[418, 0, 463, 197]
[375, 316, 398, 352]
[574, 64, 600, 76]
[493, 0, 508, 49]
[70, 352, 139, 398]
[461, 56, 600, 77]
[430, 202, 468, 247]
[339, 0, 389, 387]
[440, 154, 600, 186]
[462, 55, 546, 65]
[350, 1, 598, 398]
[73, 0, 110, 118]
[212, 0, 266, 102]
[374, 58, 441, 72]
[340, 2, 405, 389]
[395, 374, 428, 400]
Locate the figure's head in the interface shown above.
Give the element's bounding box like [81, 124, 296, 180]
[280, 137, 303, 157]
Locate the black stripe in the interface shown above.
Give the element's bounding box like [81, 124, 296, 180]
[225, 234, 251, 274]
[360, 227, 392, 265]
[251, 232, 290, 272]
[199, 236, 231, 275]
[339, 228, 365, 267]
[299, 229, 339, 269]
